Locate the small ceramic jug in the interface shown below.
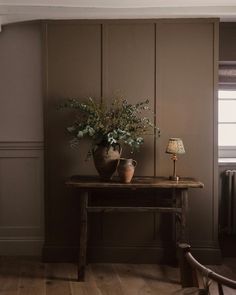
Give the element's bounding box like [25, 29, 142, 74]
[117, 158, 137, 183]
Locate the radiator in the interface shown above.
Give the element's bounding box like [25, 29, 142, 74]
[224, 170, 236, 234]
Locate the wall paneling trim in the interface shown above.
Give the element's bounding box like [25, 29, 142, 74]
[0, 142, 44, 255]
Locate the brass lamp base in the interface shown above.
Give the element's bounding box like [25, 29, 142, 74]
[169, 176, 179, 181]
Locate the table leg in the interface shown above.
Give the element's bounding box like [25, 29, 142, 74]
[78, 191, 88, 281]
[175, 189, 188, 243]
[172, 188, 177, 243]
[180, 189, 188, 243]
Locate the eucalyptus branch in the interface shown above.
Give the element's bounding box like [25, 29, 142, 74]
[59, 96, 159, 158]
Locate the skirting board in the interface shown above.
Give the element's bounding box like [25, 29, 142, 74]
[0, 238, 44, 255]
[42, 245, 222, 265]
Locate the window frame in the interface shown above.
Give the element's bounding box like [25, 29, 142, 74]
[218, 86, 236, 160]
[218, 62, 236, 160]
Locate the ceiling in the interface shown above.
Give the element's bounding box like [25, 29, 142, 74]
[1, 0, 236, 27]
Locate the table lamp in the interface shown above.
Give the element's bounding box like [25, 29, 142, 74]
[166, 138, 185, 181]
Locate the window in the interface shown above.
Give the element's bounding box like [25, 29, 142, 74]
[218, 90, 236, 159]
[218, 63, 236, 160]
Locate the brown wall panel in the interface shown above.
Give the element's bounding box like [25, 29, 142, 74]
[156, 23, 217, 244]
[45, 24, 101, 244]
[103, 23, 156, 176]
[0, 23, 43, 142]
[44, 19, 220, 263]
[0, 23, 44, 255]
[98, 23, 157, 248]
[46, 23, 102, 176]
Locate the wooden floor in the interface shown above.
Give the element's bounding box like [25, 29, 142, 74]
[0, 257, 236, 294]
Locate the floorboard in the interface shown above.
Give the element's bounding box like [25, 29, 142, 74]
[70, 265, 101, 295]
[45, 262, 73, 295]
[90, 264, 124, 295]
[0, 257, 235, 294]
[113, 264, 155, 295]
[18, 258, 45, 295]
[0, 257, 20, 295]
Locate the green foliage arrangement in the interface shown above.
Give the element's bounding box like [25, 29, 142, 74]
[60, 97, 158, 157]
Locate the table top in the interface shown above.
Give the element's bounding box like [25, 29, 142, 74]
[66, 175, 204, 189]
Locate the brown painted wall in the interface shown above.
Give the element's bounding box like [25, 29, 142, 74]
[220, 23, 236, 61]
[0, 23, 43, 141]
[0, 23, 44, 254]
[43, 19, 220, 263]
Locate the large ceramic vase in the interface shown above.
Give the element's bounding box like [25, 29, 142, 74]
[93, 143, 122, 180]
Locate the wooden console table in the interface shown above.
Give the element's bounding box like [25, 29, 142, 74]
[66, 175, 204, 281]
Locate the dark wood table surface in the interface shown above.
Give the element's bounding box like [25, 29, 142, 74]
[66, 175, 204, 281]
[66, 175, 203, 189]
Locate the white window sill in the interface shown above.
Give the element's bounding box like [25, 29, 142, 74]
[219, 158, 236, 165]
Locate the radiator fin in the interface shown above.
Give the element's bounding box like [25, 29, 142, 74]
[225, 170, 236, 235]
